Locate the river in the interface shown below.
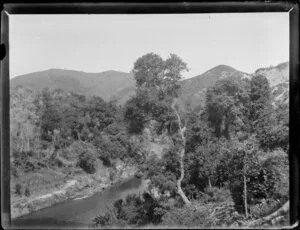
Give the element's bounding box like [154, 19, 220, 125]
[11, 177, 146, 228]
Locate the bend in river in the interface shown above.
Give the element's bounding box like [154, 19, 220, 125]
[12, 177, 147, 228]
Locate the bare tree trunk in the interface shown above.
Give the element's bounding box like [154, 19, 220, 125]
[243, 150, 249, 219]
[77, 130, 81, 141]
[171, 101, 191, 205]
[177, 148, 191, 205]
[208, 177, 212, 189]
[27, 137, 30, 152]
[244, 174, 249, 218]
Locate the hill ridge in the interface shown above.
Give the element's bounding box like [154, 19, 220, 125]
[11, 61, 289, 107]
[12, 68, 132, 80]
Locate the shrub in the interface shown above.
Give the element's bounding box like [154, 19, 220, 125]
[261, 149, 289, 200]
[27, 203, 35, 212]
[92, 192, 167, 227]
[24, 160, 36, 172]
[25, 187, 31, 197]
[78, 152, 97, 174]
[124, 96, 147, 134]
[161, 204, 214, 227]
[11, 166, 19, 178]
[91, 208, 120, 227]
[109, 170, 115, 182]
[104, 123, 122, 136]
[229, 180, 245, 213]
[258, 125, 289, 151]
[249, 198, 283, 218]
[99, 154, 112, 167]
[15, 183, 22, 196]
[227, 140, 272, 214]
[204, 187, 233, 203]
[75, 143, 98, 173]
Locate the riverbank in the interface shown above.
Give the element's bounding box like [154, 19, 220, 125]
[11, 161, 138, 219]
[11, 177, 150, 228]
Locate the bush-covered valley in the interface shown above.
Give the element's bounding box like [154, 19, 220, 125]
[10, 85, 140, 218]
[11, 53, 289, 228]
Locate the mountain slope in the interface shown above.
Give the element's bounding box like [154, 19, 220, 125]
[255, 62, 289, 87]
[254, 62, 289, 107]
[10, 69, 135, 104]
[179, 65, 251, 110]
[11, 62, 288, 108]
[179, 62, 289, 111]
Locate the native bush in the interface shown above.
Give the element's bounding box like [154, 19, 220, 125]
[249, 198, 284, 219]
[92, 193, 167, 227]
[78, 151, 97, 174]
[25, 187, 31, 197]
[204, 186, 233, 203]
[15, 183, 22, 196]
[161, 203, 214, 227]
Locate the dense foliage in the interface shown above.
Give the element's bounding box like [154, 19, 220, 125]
[91, 193, 167, 227]
[92, 55, 289, 227]
[11, 87, 137, 177]
[11, 53, 289, 228]
[125, 53, 188, 134]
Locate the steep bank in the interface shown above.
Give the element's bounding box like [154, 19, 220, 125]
[11, 162, 137, 219]
[12, 177, 150, 228]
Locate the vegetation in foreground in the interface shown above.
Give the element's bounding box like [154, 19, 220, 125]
[91, 53, 289, 228]
[11, 52, 289, 227]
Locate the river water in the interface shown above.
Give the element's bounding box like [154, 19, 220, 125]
[11, 177, 146, 228]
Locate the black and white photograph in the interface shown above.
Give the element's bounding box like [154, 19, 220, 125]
[4, 9, 293, 228]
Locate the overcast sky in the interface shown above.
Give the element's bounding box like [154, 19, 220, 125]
[9, 13, 289, 79]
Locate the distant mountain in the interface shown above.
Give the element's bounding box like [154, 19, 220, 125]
[179, 65, 251, 111]
[10, 69, 135, 105]
[179, 62, 289, 111]
[11, 62, 289, 108]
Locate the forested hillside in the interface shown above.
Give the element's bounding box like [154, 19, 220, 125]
[11, 62, 289, 111]
[10, 86, 140, 218]
[92, 53, 289, 228]
[179, 65, 252, 111]
[10, 69, 135, 105]
[10, 54, 289, 227]
[179, 62, 288, 111]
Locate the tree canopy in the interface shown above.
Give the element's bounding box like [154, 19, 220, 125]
[125, 53, 188, 134]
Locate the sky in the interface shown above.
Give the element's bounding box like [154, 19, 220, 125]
[9, 13, 289, 79]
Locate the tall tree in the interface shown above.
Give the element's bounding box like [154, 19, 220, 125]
[133, 52, 165, 90]
[248, 74, 287, 151]
[36, 88, 62, 143]
[195, 141, 220, 189]
[10, 87, 41, 162]
[249, 74, 272, 134]
[228, 136, 262, 216]
[126, 53, 191, 205]
[205, 76, 250, 139]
